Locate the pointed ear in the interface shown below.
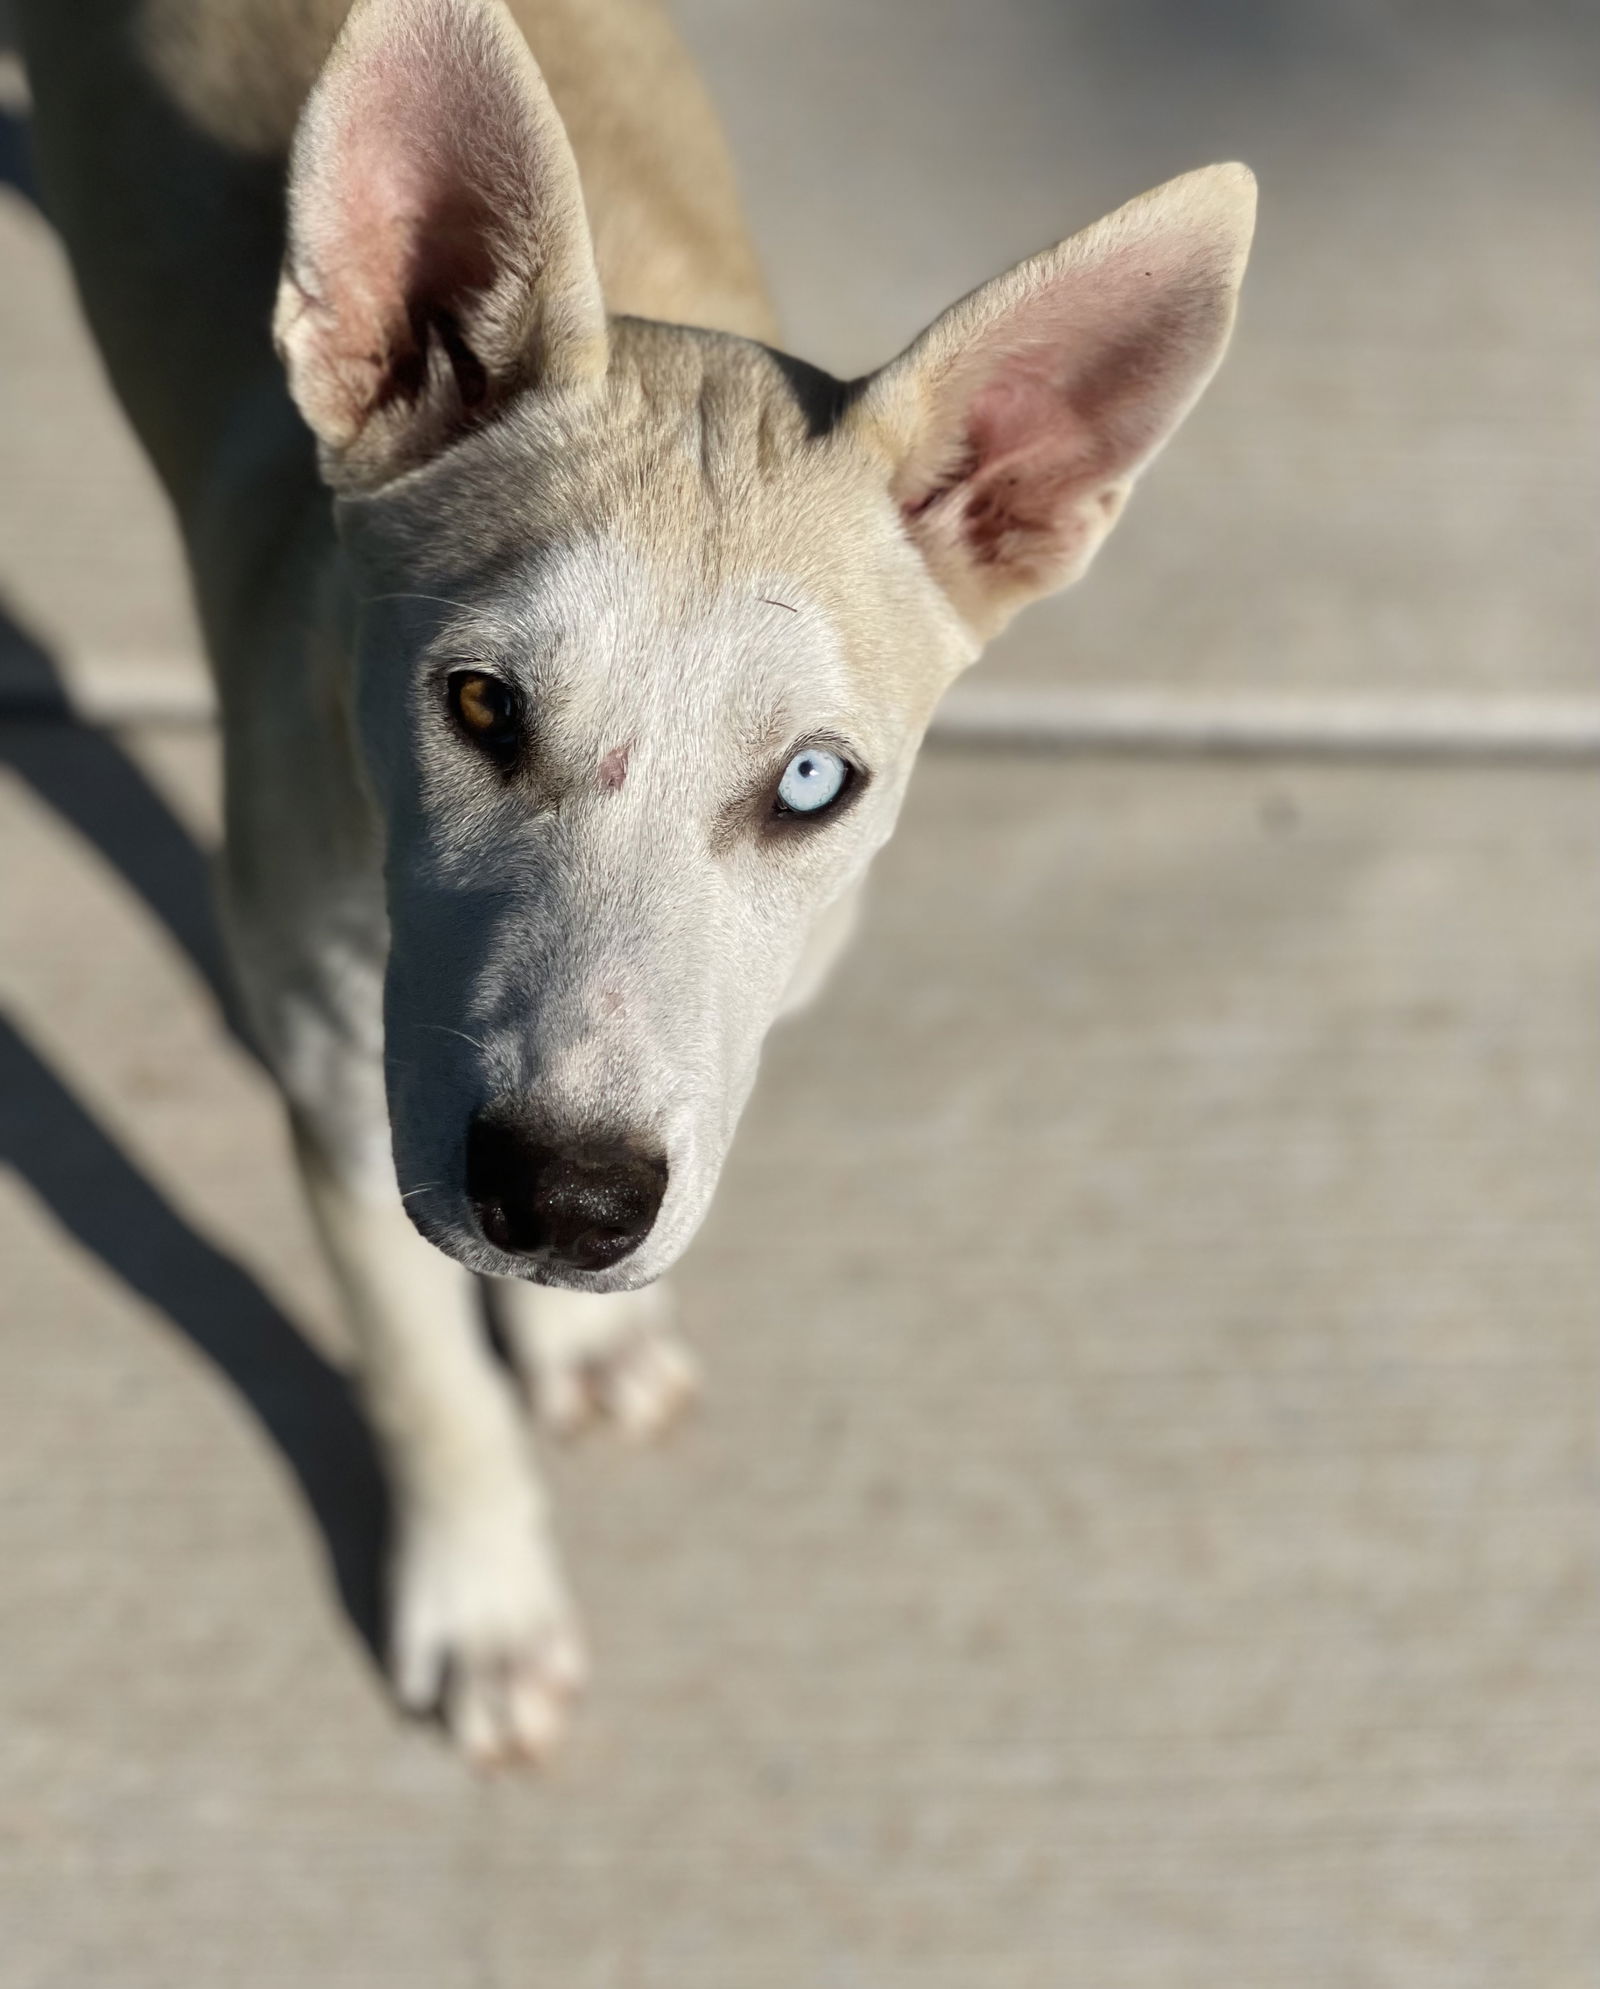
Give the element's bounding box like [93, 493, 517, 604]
[273, 0, 607, 491]
[851, 164, 1256, 638]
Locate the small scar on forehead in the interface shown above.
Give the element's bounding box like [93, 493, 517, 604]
[598, 744, 631, 791]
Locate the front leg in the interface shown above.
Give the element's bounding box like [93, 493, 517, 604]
[215, 655, 585, 1763]
[294, 1122, 584, 1765]
[488, 1277, 699, 1440]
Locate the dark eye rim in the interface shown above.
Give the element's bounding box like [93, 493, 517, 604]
[443, 667, 523, 766]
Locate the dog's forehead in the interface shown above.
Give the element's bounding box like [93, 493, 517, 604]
[506, 530, 860, 749]
[531, 530, 835, 669]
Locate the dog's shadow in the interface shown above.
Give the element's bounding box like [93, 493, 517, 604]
[0, 601, 388, 1664]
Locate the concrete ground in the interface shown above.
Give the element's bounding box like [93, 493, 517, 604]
[2, 4, 1598, 1986]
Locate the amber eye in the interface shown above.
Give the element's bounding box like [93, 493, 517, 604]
[448, 670, 520, 762]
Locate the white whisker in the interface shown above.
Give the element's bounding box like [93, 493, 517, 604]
[415, 1022, 491, 1054]
[360, 591, 526, 642]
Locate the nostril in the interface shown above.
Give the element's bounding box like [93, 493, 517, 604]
[466, 1115, 535, 1254]
[466, 1113, 668, 1270]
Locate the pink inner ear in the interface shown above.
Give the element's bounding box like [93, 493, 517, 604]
[955, 363, 1101, 565]
[908, 348, 1102, 574]
[901, 252, 1218, 584]
[967, 366, 1076, 462]
[320, 77, 499, 372]
[284, 14, 547, 449]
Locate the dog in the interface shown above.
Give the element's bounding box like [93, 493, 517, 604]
[19, 0, 1254, 1763]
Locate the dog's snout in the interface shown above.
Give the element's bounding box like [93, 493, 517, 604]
[467, 1113, 668, 1272]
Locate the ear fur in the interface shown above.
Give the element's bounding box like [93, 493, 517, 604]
[853, 164, 1256, 637]
[273, 0, 607, 490]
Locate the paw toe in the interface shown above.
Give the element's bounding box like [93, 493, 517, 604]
[446, 1649, 573, 1768]
[603, 1332, 701, 1439]
[539, 1330, 701, 1442]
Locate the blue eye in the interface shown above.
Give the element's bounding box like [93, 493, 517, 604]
[776, 746, 849, 814]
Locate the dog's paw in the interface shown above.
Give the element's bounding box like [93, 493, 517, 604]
[493, 1279, 700, 1442]
[537, 1318, 701, 1441]
[389, 1501, 587, 1768]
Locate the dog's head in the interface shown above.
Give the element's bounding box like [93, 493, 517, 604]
[273, 0, 1255, 1290]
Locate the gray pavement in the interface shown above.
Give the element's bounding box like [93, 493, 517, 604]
[2, 3, 1599, 1985]
[4, 741, 1597, 1987]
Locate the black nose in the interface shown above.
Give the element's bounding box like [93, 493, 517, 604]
[466, 1113, 668, 1271]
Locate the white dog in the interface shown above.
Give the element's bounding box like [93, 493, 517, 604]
[19, 0, 1254, 1762]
